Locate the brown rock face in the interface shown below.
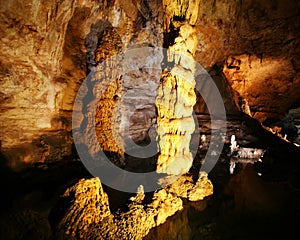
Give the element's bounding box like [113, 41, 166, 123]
[0, 0, 107, 169]
[0, 0, 164, 168]
[192, 0, 300, 122]
[84, 23, 124, 156]
[55, 178, 111, 238]
[223, 54, 300, 122]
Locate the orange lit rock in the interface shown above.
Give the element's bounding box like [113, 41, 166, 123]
[223, 54, 300, 122]
[56, 178, 110, 238]
[166, 172, 213, 201]
[53, 173, 213, 239]
[0, 0, 164, 168]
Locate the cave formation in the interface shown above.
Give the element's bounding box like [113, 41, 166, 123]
[155, 0, 200, 175]
[1, 0, 300, 239]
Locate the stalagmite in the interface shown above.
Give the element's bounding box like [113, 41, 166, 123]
[156, 0, 201, 175]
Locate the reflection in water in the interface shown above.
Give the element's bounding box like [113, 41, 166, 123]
[224, 164, 290, 214]
[144, 199, 209, 240]
[145, 160, 300, 240]
[144, 206, 191, 240]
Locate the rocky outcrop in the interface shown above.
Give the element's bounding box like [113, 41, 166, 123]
[79, 0, 164, 156]
[166, 172, 213, 201]
[0, 0, 111, 169]
[54, 178, 111, 238]
[52, 173, 213, 239]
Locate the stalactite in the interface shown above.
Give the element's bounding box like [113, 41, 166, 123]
[156, 0, 201, 175]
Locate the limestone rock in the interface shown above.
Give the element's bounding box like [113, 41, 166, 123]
[223, 54, 300, 122]
[188, 172, 214, 201]
[0, 0, 164, 168]
[53, 178, 182, 239]
[52, 174, 213, 239]
[162, 0, 201, 28]
[1, 0, 299, 178]
[156, 0, 199, 175]
[56, 178, 110, 238]
[157, 153, 194, 175]
[166, 172, 213, 201]
[148, 189, 183, 226]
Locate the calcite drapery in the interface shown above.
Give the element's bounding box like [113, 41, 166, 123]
[156, 0, 201, 175]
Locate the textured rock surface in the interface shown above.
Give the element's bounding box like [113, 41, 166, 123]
[0, 0, 108, 169]
[119, 47, 162, 150]
[78, 1, 164, 156]
[166, 172, 213, 201]
[54, 178, 110, 238]
[1, 1, 300, 239]
[156, 0, 200, 175]
[193, 0, 300, 122]
[52, 174, 213, 239]
[223, 55, 300, 122]
[0, 0, 164, 168]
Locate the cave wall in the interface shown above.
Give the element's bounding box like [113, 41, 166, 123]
[0, 0, 164, 169]
[0, 0, 300, 170]
[192, 0, 300, 122]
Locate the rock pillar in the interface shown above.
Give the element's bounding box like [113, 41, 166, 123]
[156, 0, 201, 175]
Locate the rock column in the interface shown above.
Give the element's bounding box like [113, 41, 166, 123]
[156, 0, 200, 175]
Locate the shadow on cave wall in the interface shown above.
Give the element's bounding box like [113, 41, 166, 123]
[194, 63, 240, 117]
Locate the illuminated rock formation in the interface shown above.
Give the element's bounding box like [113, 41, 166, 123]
[92, 26, 123, 155]
[166, 172, 213, 202]
[1, 0, 300, 239]
[52, 173, 212, 239]
[54, 178, 111, 238]
[156, 0, 200, 175]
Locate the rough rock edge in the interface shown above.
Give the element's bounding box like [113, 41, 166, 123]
[53, 172, 213, 240]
